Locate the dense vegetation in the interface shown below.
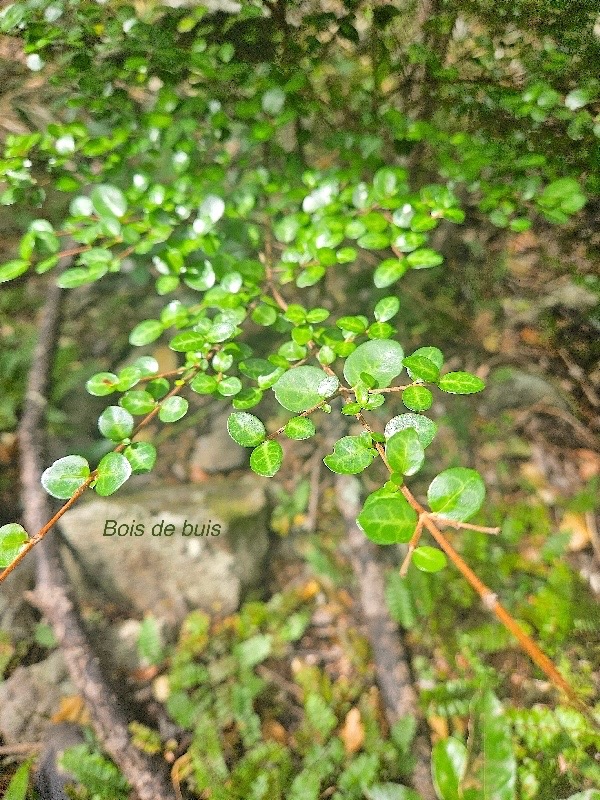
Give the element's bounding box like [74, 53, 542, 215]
[0, 1, 599, 798]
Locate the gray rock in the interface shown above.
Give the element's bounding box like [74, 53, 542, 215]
[0, 555, 36, 641]
[0, 651, 73, 744]
[479, 367, 570, 417]
[190, 410, 247, 473]
[57, 475, 270, 625]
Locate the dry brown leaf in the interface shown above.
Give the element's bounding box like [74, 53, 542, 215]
[560, 512, 591, 552]
[340, 707, 365, 754]
[51, 695, 89, 724]
[428, 715, 449, 741]
[262, 719, 287, 745]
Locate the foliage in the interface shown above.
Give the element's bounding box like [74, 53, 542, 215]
[0, 1, 598, 796]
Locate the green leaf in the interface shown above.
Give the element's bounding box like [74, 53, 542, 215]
[206, 320, 236, 343]
[250, 440, 283, 477]
[374, 296, 400, 322]
[86, 372, 119, 396]
[57, 268, 100, 289]
[41, 455, 90, 499]
[402, 355, 440, 383]
[95, 452, 132, 496]
[284, 416, 316, 440]
[427, 468, 485, 522]
[129, 320, 164, 347]
[385, 414, 437, 448]
[251, 304, 278, 326]
[217, 376, 242, 396]
[190, 374, 218, 394]
[357, 493, 417, 544]
[343, 339, 404, 388]
[412, 546, 447, 573]
[120, 390, 156, 415]
[566, 793, 600, 800]
[386, 429, 424, 476]
[0, 260, 29, 283]
[98, 406, 134, 441]
[273, 366, 329, 412]
[146, 378, 170, 399]
[374, 258, 407, 288]
[3, 761, 31, 800]
[431, 738, 467, 800]
[402, 385, 433, 411]
[169, 331, 205, 352]
[323, 436, 376, 474]
[406, 248, 443, 269]
[137, 616, 164, 666]
[0, 524, 29, 568]
[385, 573, 417, 629]
[115, 366, 142, 392]
[365, 785, 422, 800]
[438, 372, 485, 394]
[461, 691, 516, 800]
[227, 412, 266, 447]
[411, 346, 443, 369]
[233, 388, 263, 409]
[124, 442, 157, 474]
[91, 184, 128, 218]
[159, 396, 188, 422]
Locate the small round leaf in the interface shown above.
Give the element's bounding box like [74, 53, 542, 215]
[124, 442, 157, 474]
[98, 406, 134, 441]
[159, 396, 188, 423]
[357, 494, 417, 544]
[384, 414, 437, 448]
[227, 412, 266, 447]
[41, 455, 90, 499]
[0, 523, 29, 567]
[273, 366, 329, 412]
[438, 372, 485, 395]
[250, 440, 283, 477]
[412, 546, 447, 573]
[402, 385, 433, 411]
[343, 339, 404, 388]
[86, 372, 119, 396]
[386, 429, 425, 476]
[284, 417, 316, 440]
[95, 452, 132, 496]
[427, 467, 485, 522]
[129, 320, 164, 347]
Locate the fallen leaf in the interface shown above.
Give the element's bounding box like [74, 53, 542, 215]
[560, 512, 591, 552]
[262, 719, 287, 744]
[51, 695, 89, 724]
[340, 707, 364, 754]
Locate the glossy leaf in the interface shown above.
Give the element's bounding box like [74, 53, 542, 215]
[461, 691, 517, 800]
[41, 455, 90, 499]
[95, 452, 132, 496]
[384, 414, 437, 448]
[323, 435, 376, 474]
[357, 492, 418, 544]
[0, 523, 29, 568]
[169, 331, 205, 352]
[227, 412, 266, 447]
[284, 416, 316, 440]
[386, 428, 425, 476]
[402, 385, 433, 411]
[129, 320, 164, 347]
[98, 406, 134, 441]
[159, 396, 188, 422]
[374, 296, 400, 322]
[427, 467, 485, 522]
[250, 440, 283, 477]
[412, 546, 447, 573]
[438, 372, 485, 394]
[343, 339, 404, 388]
[91, 184, 127, 218]
[120, 390, 156, 415]
[402, 355, 440, 383]
[124, 442, 157, 474]
[86, 372, 119, 396]
[273, 366, 329, 412]
[431, 738, 467, 800]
